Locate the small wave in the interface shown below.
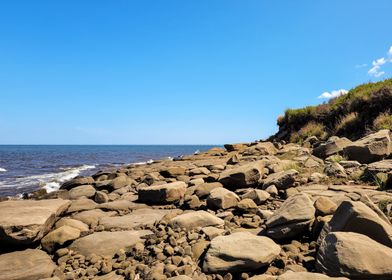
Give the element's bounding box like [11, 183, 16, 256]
[0, 168, 7, 172]
[0, 164, 96, 194]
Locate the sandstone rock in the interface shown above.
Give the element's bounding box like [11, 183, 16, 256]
[266, 193, 315, 239]
[160, 166, 187, 177]
[237, 198, 258, 213]
[316, 232, 392, 279]
[72, 209, 112, 227]
[313, 137, 352, 159]
[170, 210, 224, 230]
[227, 153, 241, 165]
[224, 143, 248, 152]
[241, 189, 270, 205]
[99, 208, 170, 230]
[318, 200, 392, 247]
[55, 217, 89, 232]
[0, 249, 57, 280]
[41, 225, 80, 252]
[138, 181, 187, 204]
[94, 191, 109, 203]
[61, 176, 94, 190]
[243, 142, 278, 156]
[263, 169, 298, 190]
[66, 198, 97, 213]
[93, 271, 124, 280]
[0, 199, 70, 246]
[189, 167, 210, 176]
[108, 176, 131, 190]
[98, 200, 148, 211]
[69, 230, 152, 257]
[168, 276, 193, 280]
[68, 185, 96, 199]
[194, 182, 223, 198]
[207, 187, 240, 210]
[219, 161, 264, 189]
[203, 232, 280, 273]
[324, 162, 347, 178]
[343, 129, 392, 163]
[278, 271, 349, 279]
[314, 197, 337, 216]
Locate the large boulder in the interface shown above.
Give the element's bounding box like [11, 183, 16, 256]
[266, 193, 315, 239]
[68, 230, 152, 257]
[0, 199, 71, 246]
[262, 169, 298, 190]
[0, 249, 57, 280]
[207, 188, 240, 210]
[99, 209, 170, 230]
[224, 143, 248, 152]
[61, 176, 95, 190]
[160, 166, 187, 178]
[68, 185, 96, 199]
[343, 129, 392, 163]
[170, 211, 224, 230]
[218, 161, 264, 189]
[243, 142, 278, 156]
[41, 225, 80, 252]
[249, 271, 349, 280]
[318, 200, 392, 247]
[313, 137, 352, 159]
[138, 181, 187, 204]
[203, 232, 280, 273]
[316, 232, 392, 279]
[194, 182, 223, 198]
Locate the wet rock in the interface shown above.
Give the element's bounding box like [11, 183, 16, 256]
[203, 232, 280, 273]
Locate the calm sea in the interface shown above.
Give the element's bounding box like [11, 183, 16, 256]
[0, 145, 217, 197]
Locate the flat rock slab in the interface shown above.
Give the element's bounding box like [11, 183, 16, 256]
[203, 232, 280, 273]
[0, 249, 56, 280]
[0, 199, 70, 246]
[170, 210, 224, 230]
[99, 209, 170, 230]
[68, 230, 152, 257]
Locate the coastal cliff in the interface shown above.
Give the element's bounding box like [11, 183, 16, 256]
[1, 82, 392, 279]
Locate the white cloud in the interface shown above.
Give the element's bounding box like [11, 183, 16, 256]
[318, 89, 348, 99]
[367, 46, 392, 77]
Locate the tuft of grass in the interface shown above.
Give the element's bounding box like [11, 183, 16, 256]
[334, 112, 361, 135]
[290, 122, 327, 144]
[373, 111, 392, 131]
[283, 162, 302, 173]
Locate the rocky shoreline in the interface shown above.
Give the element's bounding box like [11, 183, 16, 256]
[1, 130, 392, 280]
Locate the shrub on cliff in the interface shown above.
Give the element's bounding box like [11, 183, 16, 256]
[290, 122, 327, 144]
[373, 112, 392, 131]
[273, 78, 392, 142]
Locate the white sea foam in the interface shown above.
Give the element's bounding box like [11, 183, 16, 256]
[0, 164, 96, 194]
[0, 168, 7, 172]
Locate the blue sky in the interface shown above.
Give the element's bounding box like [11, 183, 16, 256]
[0, 1, 391, 144]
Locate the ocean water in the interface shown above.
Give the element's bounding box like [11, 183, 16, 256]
[0, 145, 216, 197]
